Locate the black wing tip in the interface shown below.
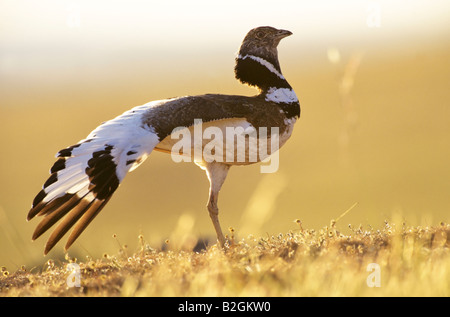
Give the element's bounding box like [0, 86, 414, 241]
[31, 189, 46, 209]
[28, 193, 76, 223]
[30, 141, 121, 254]
[27, 210, 35, 222]
[50, 157, 66, 174]
[28, 204, 42, 222]
[43, 173, 58, 189]
[56, 143, 82, 158]
[56, 140, 93, 158]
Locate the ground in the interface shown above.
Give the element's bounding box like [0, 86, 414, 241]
[1, 221, 449, 297]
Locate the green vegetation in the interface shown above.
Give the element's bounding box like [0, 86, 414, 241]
[2, 220, 449, 297]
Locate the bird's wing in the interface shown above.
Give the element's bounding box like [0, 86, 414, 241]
[28, 103, 160, 254]
[28, 94, 288, 254]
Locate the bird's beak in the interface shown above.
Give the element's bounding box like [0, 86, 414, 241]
[276, 29, 293, 39]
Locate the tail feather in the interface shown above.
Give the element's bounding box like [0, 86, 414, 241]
[64, 198, 110, 252]
[32, 194, 78, 241]
[44, 196, 94, 255]
[29, 191, 74, 220]
[28, 104, 160, 254]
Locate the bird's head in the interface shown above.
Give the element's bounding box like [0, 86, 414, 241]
[237, 26, 292, 71]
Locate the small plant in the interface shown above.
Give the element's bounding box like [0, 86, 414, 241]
[1, 221, 449, 296]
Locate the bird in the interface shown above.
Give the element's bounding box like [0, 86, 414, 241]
[27, 26, 301, 255]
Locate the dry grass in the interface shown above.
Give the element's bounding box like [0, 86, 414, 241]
[1, 220, 449, 297]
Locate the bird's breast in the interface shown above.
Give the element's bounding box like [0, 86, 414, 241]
[155, 117, 295, 166]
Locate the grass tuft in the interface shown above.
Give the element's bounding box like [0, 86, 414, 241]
[1, 221, 450, 296]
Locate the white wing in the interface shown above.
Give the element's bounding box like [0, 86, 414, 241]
[28, 104, 160, 254]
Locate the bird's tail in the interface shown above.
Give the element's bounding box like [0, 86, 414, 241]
[27, 105, 160, 254]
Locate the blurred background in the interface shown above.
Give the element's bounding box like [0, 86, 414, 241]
[1, 0, 449, 269]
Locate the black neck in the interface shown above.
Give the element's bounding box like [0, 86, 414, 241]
[234, 55, 291, 92]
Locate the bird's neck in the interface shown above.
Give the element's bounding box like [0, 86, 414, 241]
[235, 54, 291, 92]
[234, 53, 300, 117]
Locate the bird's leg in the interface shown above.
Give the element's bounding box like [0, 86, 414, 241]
[207, 189, 225, 247]
[204, 162, 230, 248]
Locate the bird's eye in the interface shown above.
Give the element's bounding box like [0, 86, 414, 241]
[256, 31, 264, 39]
